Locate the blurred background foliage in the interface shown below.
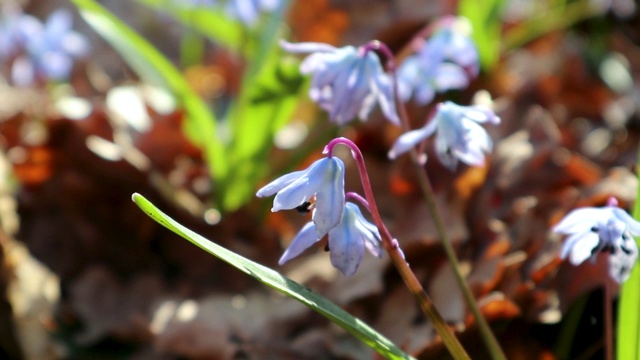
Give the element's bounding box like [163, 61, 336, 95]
[0, 0, 639, 359]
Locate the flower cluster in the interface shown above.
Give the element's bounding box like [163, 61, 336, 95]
[388, 101, 500, 169]
[396, 16, 479, 105]
[281, 40, 399, 126]
[256, 156, 382, 276]
[0, 8, 89, 86]
[174, 0, 281, 26]
[554, 198, 640, 283]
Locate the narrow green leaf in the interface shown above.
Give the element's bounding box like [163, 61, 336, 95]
[72, 0, 229, 187]
[131, 193, 414, 360]
[222, 54, 306, 211]
[137, 0, 245, 53]
[458, 0, 506, 71]
[221, 0, 303, 211]
[617, 154, 640, 359]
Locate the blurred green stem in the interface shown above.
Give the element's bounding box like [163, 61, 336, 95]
[503, 0, 601, 51]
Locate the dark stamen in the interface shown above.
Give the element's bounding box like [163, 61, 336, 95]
[295, 201, 314, 214]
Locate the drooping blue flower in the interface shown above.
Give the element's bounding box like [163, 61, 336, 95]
[553, 199, 640, 283]
[256, 157, 345, 238]
[279, 202, 382, 276]
[397, 16, 479, 105]
[0, 9, 89, 86]
[388, 101, 499, 169]
[281, 40, 400, 126]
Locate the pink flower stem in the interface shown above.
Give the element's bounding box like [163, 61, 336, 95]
[345, 192, 370, 211]
[326, 137, 470, 360]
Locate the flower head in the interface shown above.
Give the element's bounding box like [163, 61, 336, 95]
[397, 16, 479, 105]
[0, 9, 89, 86]
[225, 0, 280, 26]
[256, 157, 345, 238]
[173, 0, 280, 26]
[388, 101, 499, 169]
[279, 202, 382, 276]
[553, 198, 640, 283]
[281, 40, 399, 125]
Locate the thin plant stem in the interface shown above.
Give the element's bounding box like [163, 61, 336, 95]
[368, 40, 507, 360]
[326, 138, 471, 360]
[605, 279, 613, 360]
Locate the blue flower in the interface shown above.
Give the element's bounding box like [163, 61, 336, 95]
[256, 157, 345, 238]
[279, 202, 382, 276]
[173, 0, 281, 26]
[397, 16, 479, 105]
[281, 40, 400, 125]
[0, 9, 89, 86]
[553, 200, 640, 283]
[388, 101, 499, 169]
[225, 0, 281, 26]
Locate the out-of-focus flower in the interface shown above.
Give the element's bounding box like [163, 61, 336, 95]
[591, 0, 636, 18]
[279, 202, 382, 276]
[256, 157, 345, 238]
[388, 101, 499, 169]
[281, 40, 400, 125]
[0, 8, 89, 86]
[397, 16, 479, 105]
[225, 0, 280, 26]
[553, 198, 640, 283]
[174, 0, 281, 26]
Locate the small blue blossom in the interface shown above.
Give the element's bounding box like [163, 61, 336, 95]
[225, 0, 280, 26]
[173, 0, 281, 26]
[397, 16, 479, 105]
[388, 101, 499, 169]
[281, 40, 400, 125]
[279, 202, 382, 276]
[0, 9, 89, 86]
[256, 157, 345, 238]
[553, 199, 640, 283]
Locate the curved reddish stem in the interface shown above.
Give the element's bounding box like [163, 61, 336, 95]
[325, 137, 470, 360]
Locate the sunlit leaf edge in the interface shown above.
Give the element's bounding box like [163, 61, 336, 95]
[131, 192, 414, 360]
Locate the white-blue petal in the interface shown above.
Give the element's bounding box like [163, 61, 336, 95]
[433, 63, 469, 91]
[560, 231, 590, 259]
[612, 207, 640, 235]
[568, 232, 599, 265]
[272, 158, 330, 211]
[608, 239, 638, 283]
[280, 40, 338, 54]
[372, 66, 400, 124]
[328, 213, 365, 276]
[434, 131, 458, 170]
[349, 204, 382, 258]
[313, 157, 345, 237]
[256, 169, 308, 198]
[388, 123, 436, 159]
[279, 222, 320, 265]
[553, 208, 607, 234]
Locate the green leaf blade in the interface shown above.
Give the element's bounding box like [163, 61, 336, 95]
[458, 0, 506, 71]
[131, 193, 414, 360]
[72, 0, 229, 187]
[617, 162, 640, 360]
